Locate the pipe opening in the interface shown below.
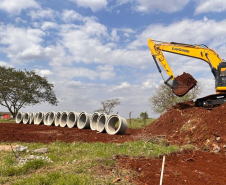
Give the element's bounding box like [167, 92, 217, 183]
[97, 114, 107, 133]
[55, 112, 61, 126]
[60, 112, 68, 127]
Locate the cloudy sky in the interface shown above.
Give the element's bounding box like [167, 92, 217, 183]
[0, 0, 226, 118]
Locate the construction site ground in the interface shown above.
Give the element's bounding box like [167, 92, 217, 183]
[1, 101, 226, 184]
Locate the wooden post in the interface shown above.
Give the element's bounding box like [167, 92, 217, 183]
[129, 111, 132, 125]
[160, 155, 166, 185]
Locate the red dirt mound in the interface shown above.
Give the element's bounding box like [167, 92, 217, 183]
[0, 123, 140, 143]
[117, 150, 226, 185]
[144, 101, 226, 150]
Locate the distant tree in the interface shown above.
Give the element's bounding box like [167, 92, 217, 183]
[0, 66, 58, 118]
[95, 98, 120, 115]
[149, 83, 202, 114]
[140, 112, 149, 120]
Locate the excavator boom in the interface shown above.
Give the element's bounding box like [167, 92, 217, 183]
[148, 38, 226, 107]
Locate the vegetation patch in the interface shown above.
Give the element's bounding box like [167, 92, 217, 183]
[0, 140, 180, 184]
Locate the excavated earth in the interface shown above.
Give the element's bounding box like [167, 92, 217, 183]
[1, 102, 226, 184]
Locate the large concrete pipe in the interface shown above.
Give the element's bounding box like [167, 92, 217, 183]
[54, 111, 62, 126]
[47, 111, 56, 126]
[105, 114, 128, 135]
[33, 112, 39, 124]
[77, 112, 92, 129]
[67, 111, 79, 128]
[34, 111, 45, 125]
[15, 112, 24, 124]
[97, 113, 108, 133]
[23, 112, 30, 124]
[60, 111, 68, 127]
[29, 112, 35, 124]
[43, 112, 50, 125]
[90, 112, 99, 130]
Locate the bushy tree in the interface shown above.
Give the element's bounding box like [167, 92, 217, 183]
[140, 112, 149, 120]
[0, 66, 58, 118]
[95, 98, 120, 115]
[149, 83, 202, 114]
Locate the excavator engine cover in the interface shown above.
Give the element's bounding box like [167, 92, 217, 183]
[172, 72, 197, 97]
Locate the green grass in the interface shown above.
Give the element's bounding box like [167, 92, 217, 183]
[0, 119, 15, 123]
[0, 140, 179, 184]
[126, 118, 156, 129]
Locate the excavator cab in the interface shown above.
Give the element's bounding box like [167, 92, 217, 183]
[215, 62, 226, 93]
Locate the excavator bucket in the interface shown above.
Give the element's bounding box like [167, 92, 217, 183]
[172, 72, 197, 97]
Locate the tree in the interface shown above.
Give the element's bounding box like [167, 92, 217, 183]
[149, 83, 202, 114]
[140, 112, 149, 120]
[95, 98, 120, 115]
[0, 66, 58, 118]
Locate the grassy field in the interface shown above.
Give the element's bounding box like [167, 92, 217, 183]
[0, 119, 15, 123]
[0, 118, 176, 185]
[127, 118, 155, 129]
[0, 140, 179, 185]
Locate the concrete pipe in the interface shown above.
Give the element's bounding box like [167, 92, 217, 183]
[43, 112, 50, 126]
[67, 111, 79, 128]
[33, 112, 39, 124]
[90, 112, 100, 130]
[97, 113, 108, 133]
[34, 111, 45, 125]
[15, 112, 24, 124]
[54, 111, 62, 126]
[29, 112, 35, 124]
[23, 112, 30, 124]
[77, 112, 92, 129]
[60, 111, 68, 127]
[105, 114, 128, 135]
[47, 111, 56, 126]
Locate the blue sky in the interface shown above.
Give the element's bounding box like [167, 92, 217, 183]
[0, 0, 226, 118]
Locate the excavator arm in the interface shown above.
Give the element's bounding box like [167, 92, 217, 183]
[148, 39, 226, 96]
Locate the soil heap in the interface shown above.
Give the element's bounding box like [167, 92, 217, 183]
[144, 101, 226, 150]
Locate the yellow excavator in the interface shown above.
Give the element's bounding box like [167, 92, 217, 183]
[148, 38, 226, 108]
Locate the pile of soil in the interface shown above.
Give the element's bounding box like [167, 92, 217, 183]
[117, 150, 226, 185]
[144, 101, 226, 150]
[0, 123, 139, 143]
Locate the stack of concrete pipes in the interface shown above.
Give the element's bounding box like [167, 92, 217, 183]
[15, 111, 128, 135]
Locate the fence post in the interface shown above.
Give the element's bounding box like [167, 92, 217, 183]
[129, 111, 132, 125]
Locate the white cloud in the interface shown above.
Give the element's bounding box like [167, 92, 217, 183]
[41, 22, 58, 30]
[28, 8, 56, 20]
[135, 0, 190, 13]
[70, 0, 108, 12]
[0, 25, 46, 62]
[110, 82, 131, 92]
[0, 61, 13, 67]
[61, 9, 83, 23]
[129, 18, 226, 50]
[115, 0, 190, 13]
[52, 66, 98, 80]
[0, 24, 65, 63]
[0, 0, 39, 15]
[15, 17, 27, 24]
[96, 65, 115, 80]
[195, 0, 226, 15]
[111, 29, 119, 42]
[35, 69, 53, 76]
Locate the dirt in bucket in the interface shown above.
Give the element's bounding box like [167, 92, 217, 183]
[172, 72, 197, 97]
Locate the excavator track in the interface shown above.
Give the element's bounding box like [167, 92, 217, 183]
[195, 93, 226, 108]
